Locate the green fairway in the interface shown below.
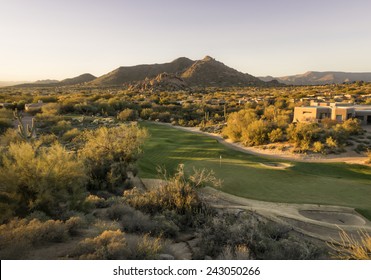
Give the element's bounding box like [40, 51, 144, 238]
[138, 122, 371, 220]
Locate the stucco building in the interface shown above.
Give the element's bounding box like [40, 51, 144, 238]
[293, 103, 371, 125]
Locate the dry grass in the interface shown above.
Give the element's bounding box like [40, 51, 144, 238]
[328, 230, 371, 260]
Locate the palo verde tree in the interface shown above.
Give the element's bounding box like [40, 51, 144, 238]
[79, 124, 147, 192]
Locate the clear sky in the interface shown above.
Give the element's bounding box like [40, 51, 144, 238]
[1, 0, 371, 80]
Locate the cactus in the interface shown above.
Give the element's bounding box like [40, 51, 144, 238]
[223, 104, 227, 122]
[13, 109, 36, 141]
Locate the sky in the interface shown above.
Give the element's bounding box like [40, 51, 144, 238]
[1, 0, 371, 80]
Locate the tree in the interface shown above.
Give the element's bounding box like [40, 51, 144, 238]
[222, 109, 257, 142]
[79, 124, 147, 192]
[0, 142, 87, 221]
[242, 119, 270, 146]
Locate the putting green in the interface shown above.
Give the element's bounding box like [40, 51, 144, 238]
[138, 122, 371, 220]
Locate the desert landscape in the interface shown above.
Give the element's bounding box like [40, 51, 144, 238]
[1, 1, 371, 263]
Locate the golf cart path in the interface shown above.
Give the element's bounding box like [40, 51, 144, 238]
[200, 187, 371, 243]
[141, 179, 371, 243]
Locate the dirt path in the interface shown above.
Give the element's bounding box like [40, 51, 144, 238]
[151, 122, 369, 165]
[141, 179, 371, 243]
[199, 187, 371, 243]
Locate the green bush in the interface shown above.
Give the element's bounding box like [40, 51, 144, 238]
[0, 142, 88, 220]
[79, 124, 147, 192]
[117, 109, 138, 121]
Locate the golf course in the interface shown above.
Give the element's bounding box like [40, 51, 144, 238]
[138, 122, 371, 220]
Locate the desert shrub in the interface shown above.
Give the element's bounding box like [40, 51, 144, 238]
[85, 194, 107, 209]
[38, 133, 58, 146]
[61, 128, 81, 142]
[125, 165, 217, 216]
[0, 108, 13, 134]
[321, 118, 338, 129]
[93, 220, 121, 235]
[117, 109, 138, 121]
[107, 203, 179, 237]
[341, 118, 363, 135]
[65, 215, 88, 236]
[325, 136, 338, 150]
[0, 118, 12, 134]
[124, 165, 219, 228]
[79, 124, 147, 192]
[313, 141, 325, 154]
[268, 128, 284, 143]
[217, 244, 251, 260]
[140, 108, 153, 120]
[74, 230, 129, 260]
[0, 129, 22, 146]
[50, 120, 72, 135]
[0, 141, 88, 220]
[287, 123, 322, 152]
[132, 234, 163, 260]
[196, 213, 325, 260]
[328, 230, 371, 260]
[222, 109, 257, 141]
[0, 218, 69, 259]
[241, 119, 270, 146]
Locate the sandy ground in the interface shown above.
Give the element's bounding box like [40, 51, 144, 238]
[152, 122, 370, 165]
[142, 176, 371, 244]
[199, 187, 371, 243]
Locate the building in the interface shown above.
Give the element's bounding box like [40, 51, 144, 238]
[0, 102, 13, 109]
[25, 100, 44, 112]
[293, 103, 371, 125]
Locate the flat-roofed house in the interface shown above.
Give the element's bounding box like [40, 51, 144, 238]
[293, 103, 371, 125]
[25, 100, 43, 112]
[293, 106, 331, 123]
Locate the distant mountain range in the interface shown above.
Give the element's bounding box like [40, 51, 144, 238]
[0, 81, 31, 87]
[259, 71, 371, 85]
[8, 56, 278, 89]
[4, 59, 371, 89]
[13, 73, 96, 87]
[90, 56, 273, 88]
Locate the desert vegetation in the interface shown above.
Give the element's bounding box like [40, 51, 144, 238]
[0, 82, 370, 260]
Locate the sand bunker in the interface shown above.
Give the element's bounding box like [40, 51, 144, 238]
[259, 162, 292, 169]
[141, 178, 167, 190]
[299, 210, 366, 226]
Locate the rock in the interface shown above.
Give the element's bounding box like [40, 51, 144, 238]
[158, 254, 175, 260]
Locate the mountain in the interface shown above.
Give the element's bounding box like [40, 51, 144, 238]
[128, 72, 189, 92]
[0, 81, 30, 87]
[59, 73, 96, 86]
[14, 73, 96, 87]
[181, 56, 264, 87]
[259, 71, 371, 85]
[89, 57, 194, 86]
[34, 79, 59, 84]
[90, 56, 269, 88]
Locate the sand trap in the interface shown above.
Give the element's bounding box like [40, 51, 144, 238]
[259, 162, 292, 169]
[141, 178, 167, 190]
[299, 210, 366, 226]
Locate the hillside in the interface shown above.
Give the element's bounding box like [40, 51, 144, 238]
[14, 73, 96, 87]
[181, 56, 264, 87]
[260, 71, 371, 85]
[89, 57, 194, 86]
[59, 73, 96, 86]
[0, 81, 30, 87]
[128, 72, 188, 92]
